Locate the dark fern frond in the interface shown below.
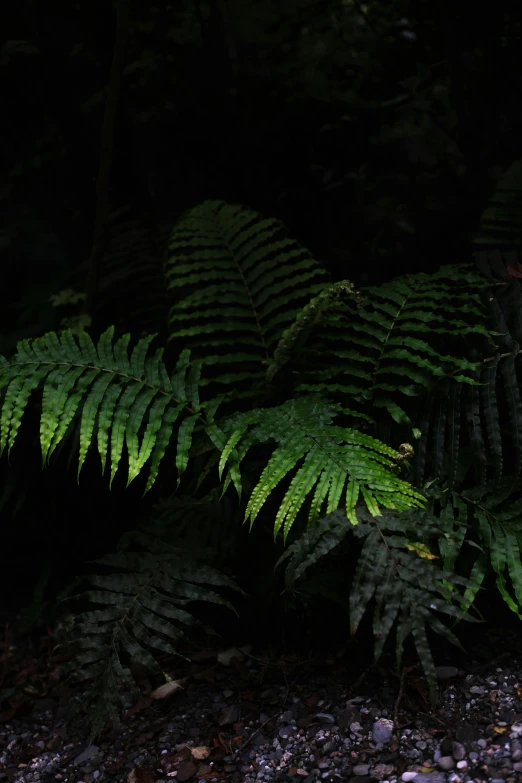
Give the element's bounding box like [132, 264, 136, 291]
[483, 293, 522, 480]
[0, 327, 202, 492]
[281, 264, 496, 430]
[276, 503, 482, 705]
[275, 508, 353, 585]
[448, 479, 522, 619]
[60, 548, 243, 741]
[474, 158, 522, 255]
[118, 490, 242, 568]
[95, 212, 171, 336]
[164, 200, 330, 402]
[414, 274, 522, 489]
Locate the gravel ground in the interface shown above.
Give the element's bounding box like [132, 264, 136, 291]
[2, 622, 522, 783]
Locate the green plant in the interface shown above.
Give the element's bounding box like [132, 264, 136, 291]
[2, 196, 522, 739]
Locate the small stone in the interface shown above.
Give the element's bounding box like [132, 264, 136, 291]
[372, 718, 394, 745]
[452, 742, 466, 761]
[438, 755, 455, 771]
[278, 726, 295, 739]
[353, 763, 370, 775]
[315, 713, 335, 723]
[401, 773, 418, 782]
[322, 741, 337, 754]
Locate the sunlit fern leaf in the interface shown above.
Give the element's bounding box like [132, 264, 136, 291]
[164, 199, 330, 402]
[0, 327, 203, 492]
[59, 549, 243, 741]
[217, 395, 427, 540]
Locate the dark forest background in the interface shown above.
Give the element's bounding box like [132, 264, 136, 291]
[2, 0, 522, 641]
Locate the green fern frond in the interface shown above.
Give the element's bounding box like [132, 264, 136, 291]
[164, 200, 330, 400]
[265, 279, 366, 382]
[60, 548, 242, 741]
[216, 395, 426, 540]
[0, 327, 202, 492]
[283, 264, 497, 429]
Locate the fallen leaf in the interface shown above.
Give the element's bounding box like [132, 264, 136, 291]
[150, 679, 185, 700]
[191, 745, 211, 760]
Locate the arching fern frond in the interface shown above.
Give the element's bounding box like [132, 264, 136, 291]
[164, 200, 330, 401]
[265, 279, 367, 383]
[60, 548, 243, 741]
[279, 264, 497, 431]
[213, 395, 426, 540]
[0, 326, 202, 492]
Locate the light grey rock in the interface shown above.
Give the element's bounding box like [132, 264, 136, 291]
[438, 755, 456, 770]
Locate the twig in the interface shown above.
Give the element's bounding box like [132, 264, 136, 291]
[393, 665, 407, 730]
[234, 706, 287, 755]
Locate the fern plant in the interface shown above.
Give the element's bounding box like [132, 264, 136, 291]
[2, 196, 522, 738]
